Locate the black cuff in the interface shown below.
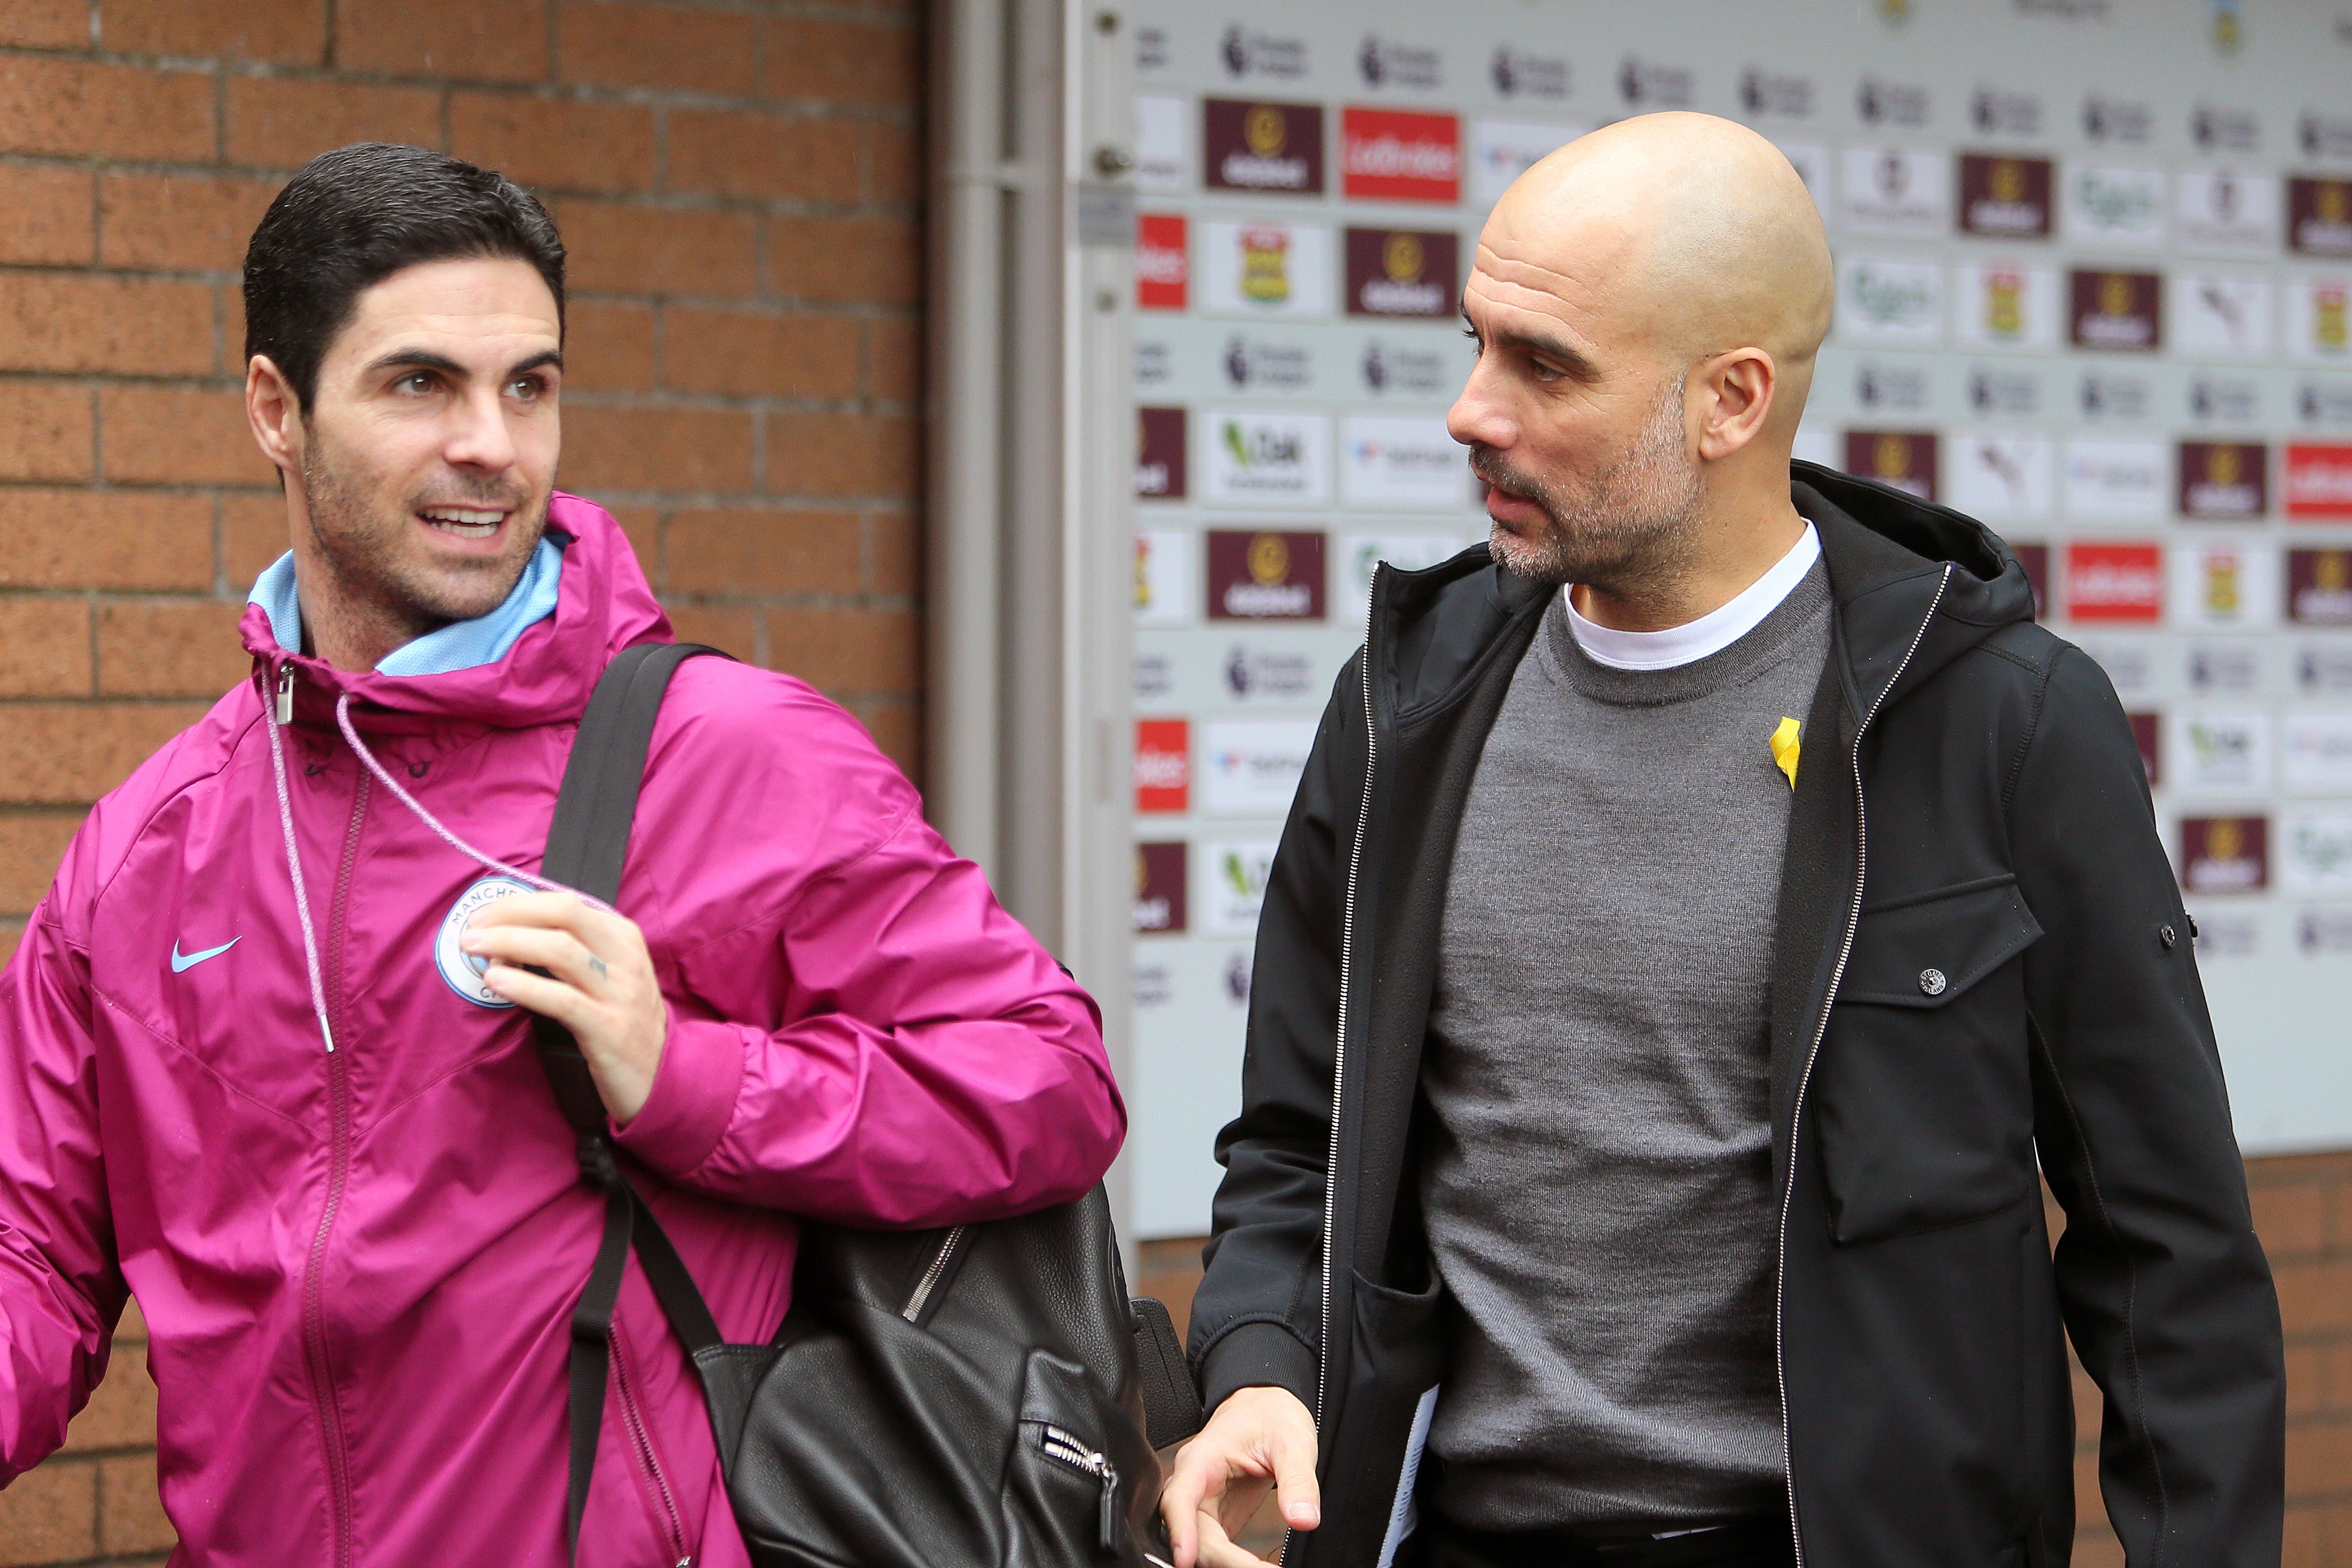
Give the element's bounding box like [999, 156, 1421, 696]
[1198, 1320, 1319, 1417]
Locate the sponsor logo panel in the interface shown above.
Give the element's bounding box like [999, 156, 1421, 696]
[1201, 719, 1318, 817]
[1950, 433, 2055, 520]
[1218, 26, 1307, 81]
[1971, 87, 2043, 136]
[1135, 719, 1191, 814]
[2171, 271, 2274, 358]
[1339, 533, 1477, 615]
[2078, 369, 2153, 421]
[1343, 414, 1467, 510]
[1135, 213, 1188, 311]
[2190, 101, 2257, 147]
[2290, 177, 2352, 257]
[1957, 154, 2052, 237]
[2287, 548, 2352, 624]
[1342, 106, 1462, 203]
[2281, 812, 2352, 894]
[1741, 68, 1815, 119]
[1854, 359, 1933, 413]
[1203, 410, 1331, 507]
[2011, 540, 2051, 620]
[1206, 530, 1327, 621]
[1951, 264, 2062, 350]
[2301, 644, 2352, 694]
[1221, 641, 1321, 703]
[1203, 841, 1280, 936]
[2190, 372, 2264, 425]
[2303, 375, 2352, 425]
[1359, 340, 1457, 398]
[1841, 147, 1949, 236]
[1856, 75, 1930, 127]
[1969, 365, 2048, 416]
[1489, 46, 1569, 101]
[1221, 335, 1315, 394]
[2300, 908, 2352, 956]
[2070, 269, 2163, 350]
[1345, 228, 1458, 318]
[1469, 120, 1587, 207]
[2064, 439, 2167, 519]
[2066, 540, 2165, 622]
[1203, 99, 1324, 194]
[2287, 276, 2351, 363]
[1618, 56, 1696, 109]
[1358, 33, 1441, 91]
[2181, 814, 2270, 893]
[1134, 96, 1191, 191]
[1837, 257, 1944, 346]
[1135, 529, 1195, 626]
[2177, 442, 2269, 520]
[2284, 714, 2352, 791]
[2174, 169, 2282, 254]
[2168, 711, 2273, 792]
[1844, 429, 1938, 501]
[1136, 407, 1188, 499]
[1198, 219, 1333, 319]
[2129, 711, 2161, 785]
[1133, 842, 1188, 934]
[2285, 442, 2352, 518]
[2189, 641, 2270, 694]
[2064, 165, 2166, 248]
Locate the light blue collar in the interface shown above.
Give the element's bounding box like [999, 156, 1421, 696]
[247, 537, 565, 676]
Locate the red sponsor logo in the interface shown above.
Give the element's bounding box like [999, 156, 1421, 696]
[2287, 548, 2352, 625]
[2009, 540, 2049, 620]
[2069, 269, 2162, 351]
[2065, 540, 2163, 623]
[1135, 213, 1188, 311]
[2288, 176, 2352, 257]
[1341, 106, 1461, 203]
[1134, 719, 1190, 813]
[2181, 816, 2268, 894]
[1204, 99, 1324, 194]
[2177, 441, 2268, 520]
[2284, 442, 2352, 519]
[2128, 712, 2159, 786]
[1133, 842, 1188, 933]
[1957, 153, 2053, 238]
[1206, 530, 1327, 621]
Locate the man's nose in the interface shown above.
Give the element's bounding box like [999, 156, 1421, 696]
[1447, 365, 1512, 452]
[443, 383, 519, 472]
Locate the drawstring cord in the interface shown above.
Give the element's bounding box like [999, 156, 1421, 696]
[265, 667, 337, 1054]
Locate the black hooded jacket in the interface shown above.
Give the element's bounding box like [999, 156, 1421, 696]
[1187, 464, 2284, 1567]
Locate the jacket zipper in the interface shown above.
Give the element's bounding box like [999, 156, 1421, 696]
[1037, 1422, 1122, 1552]
[903, 1225, 968, 1321]
[1318, 569, 1383, 1429]
[611, 1319, 690, 1566]
[301, 763, 370, 1568]
[1772, 564, 1951, 1566]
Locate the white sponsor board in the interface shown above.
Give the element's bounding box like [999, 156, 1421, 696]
[1339, 531, 1478, 621]
[1201, 840, 1280, 935]
[1201, 409, 1331, 506]
[2283, 713, 2352, 792]
[2061, 438, 2166, 519]
[1198, 719, 1317, 816]
[2063, 164, 2166, 249]
[2286, 275, 2352, 364]
[2174, 169, 2282, 256]
[1840, 147, 1949, 237]
[1133, 94, 1191, 191]
[1135, 529, 1196, 626]
[2167, 711, 2274, 793]
[1774, 143, 1831, 219]
[1949, 264, 2063, 351]
[1196, 220, 1334, 319]
[2171, 271, 2275, 360]
[2280, 812, 2352, 895]
[1948, 432, 2056, 520]
[1340, 414, 1467, 510]
[1837, 257, 1943, 347]
[2170, 545, 2279, 632]
[1468, 119, 1589, 209]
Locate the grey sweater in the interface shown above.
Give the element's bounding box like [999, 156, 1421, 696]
[1420, 562, 1832, 1530]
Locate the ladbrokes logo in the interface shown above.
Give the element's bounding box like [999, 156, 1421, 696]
[1959, 154, 2052, 236]
[2065, 540, 2163, 622]
[1844, 429, 1938, 501]
[2285, 442, 2352, 518]
[1208, 530, 1326, 621]
[2290, 177, 2352, 257]
[1134, 719, 1190, 814]
[2289, 548, 2352, 624]
[2071, 269, 2162, 350]
[1345, 228, 1456, 317]
[1341, 107, 1460, 203]
[1135, 214, 1187, 311]
[2177, 442, 2268, 519]
[2181, 816, 2267, 895]
[1204, 99, 1323, 194]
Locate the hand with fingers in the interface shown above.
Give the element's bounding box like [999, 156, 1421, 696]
[1159, 1385, 1322, 1568]
[460, 891, 669, 1123]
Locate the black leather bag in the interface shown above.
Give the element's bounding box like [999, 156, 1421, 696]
[533, 642, 1203, 1567]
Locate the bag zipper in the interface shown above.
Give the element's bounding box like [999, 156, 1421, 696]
[902, 1225, 968, 1322]
[1037, 1422, 1121, 1552]
[610, 1318, 691, 1566]
[1772, 563, 1950, 1567]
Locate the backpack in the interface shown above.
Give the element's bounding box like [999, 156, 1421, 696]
[533, 642, 1202, 1566]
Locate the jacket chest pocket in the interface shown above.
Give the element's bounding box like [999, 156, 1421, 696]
[1813, 875, 2043, 1245]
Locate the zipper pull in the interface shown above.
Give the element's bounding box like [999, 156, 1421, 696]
[275, 664, 296, 724]
[1097, 1460, 1119, 1553]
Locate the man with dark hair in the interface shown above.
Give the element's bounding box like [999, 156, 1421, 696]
[0, 144, 1125, 1566]
[1163, 114, 2280, 1568]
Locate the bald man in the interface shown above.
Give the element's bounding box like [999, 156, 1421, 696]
[1163, 114, 2282, 1568]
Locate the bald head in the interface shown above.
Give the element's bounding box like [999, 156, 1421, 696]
[1491, 113, 1832, 390]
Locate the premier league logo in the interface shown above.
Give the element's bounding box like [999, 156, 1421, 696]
[435, 875, 534, 1007]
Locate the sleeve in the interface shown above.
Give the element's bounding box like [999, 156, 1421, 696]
[610, 688, 1123, 1232]
[2011, 646, 2284, 1565]
[1187, 656, 1358, 1416]
[0, 901, 128, 1484]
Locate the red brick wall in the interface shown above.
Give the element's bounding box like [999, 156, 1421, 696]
[1138, 1151, 2352, 1566]
[0, 1, 921, 1559]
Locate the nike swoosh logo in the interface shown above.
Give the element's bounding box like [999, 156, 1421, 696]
[170, 938, 240, 974]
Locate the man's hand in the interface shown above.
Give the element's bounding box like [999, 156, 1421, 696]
[461, 892, 667, 1123]
[1159, 1385, 1321, 1568]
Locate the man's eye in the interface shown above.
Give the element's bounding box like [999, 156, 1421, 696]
[507, 376, 542, 400]
[1528, 357, 1564, 383]
[394, 372, 434, 395]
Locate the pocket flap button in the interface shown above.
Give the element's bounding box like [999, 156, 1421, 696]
[1918, 967, 1948, 997]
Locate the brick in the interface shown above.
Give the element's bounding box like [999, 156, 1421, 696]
[766, 215, 920, 307]
[221, 493, 288, 590]
[868, 120, 920, 206]
[765, 606, 915, 696]
[2284, 1506, 2323, 1568]
[665, 509, 858, 594]
[0, 1457, 95, 1566]
[554, 200, 759, 300]
[448, 92, 656, 197]
[759, 16, 921, 109]
[850, 698, 918, 781]
[98, 601, 249, 698]
[103, 0, 326, 65]
[0, 598, 90, 697]
[558, 1, 756, 97]
[601, 505, 660, 586]
[667, 109, 858, 203]
[0, 163, 93, 265]
[2288, 1345, 2327, 1420]
[336, 0, 548, 83]
[662, 307, 858, 399]
[866, 509, 918, 594]
[659, 602, 756, 663]
[763, 409, 918, 500]
[223, 76, 443, 170]
[0, 923, 17, 968]
[563, 301, 655, 394]
[0, 701, 209, 804]
[0, 275, 214, 377]
[0, 0, 85, 48]
[97, 1451, 175, 1554]
[0, 58, 214, 162]
[0, 383, 94, 482]
[2277, 1261, 2352, 1335]
[2287, 1416, 2352, 1498]
[60, 1343, 157, 1453]
[2255, 1182, 2331, 1259]
[559, 405, 754, 495]
[0, 809, 81, 907]
[100, 173, 279, 275]
[866, 315, 919, 401]
[100, 386, 276, 487]
[0, 491, 214, 591]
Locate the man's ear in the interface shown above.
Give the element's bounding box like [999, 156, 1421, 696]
[245, 355, 304, 481]
[1695, 347, 1777, 462]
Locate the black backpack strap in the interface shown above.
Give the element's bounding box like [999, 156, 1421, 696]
[530, 641, 730, 1558]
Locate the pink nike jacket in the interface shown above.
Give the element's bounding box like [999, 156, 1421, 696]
[0, 495, 1124, 1566]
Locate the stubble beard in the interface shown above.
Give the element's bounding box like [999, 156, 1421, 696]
[1472, 376, 1706, 593]
[299, 428, 546, 648]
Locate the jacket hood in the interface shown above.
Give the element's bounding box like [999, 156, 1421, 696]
[237, 492, 671, 732]
[1376, 460, 2037, 721]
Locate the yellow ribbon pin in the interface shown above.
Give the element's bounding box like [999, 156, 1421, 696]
[1770, 717, 1801, 789]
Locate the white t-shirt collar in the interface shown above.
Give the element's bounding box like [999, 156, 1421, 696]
[1566, 522, 1822, 672]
